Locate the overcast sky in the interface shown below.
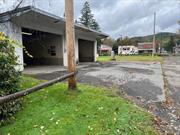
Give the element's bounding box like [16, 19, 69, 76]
[1, 0, 180, 38]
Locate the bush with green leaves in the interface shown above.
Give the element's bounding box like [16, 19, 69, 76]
[0, 32, 22, 125]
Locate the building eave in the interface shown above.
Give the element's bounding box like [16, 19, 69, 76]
[0, 6, 108, 38]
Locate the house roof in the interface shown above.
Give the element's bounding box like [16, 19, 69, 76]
[138, 43, 153, 50]
[138, 42, 153, 45]
[100, 44, 112, 51]
[0, 6, 108, 38]
[138, 42, 159, 50]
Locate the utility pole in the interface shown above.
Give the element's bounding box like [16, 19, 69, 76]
[152, 12, 156, 57]
[160, 32, 162, 53]
[65, 0, 77, 90]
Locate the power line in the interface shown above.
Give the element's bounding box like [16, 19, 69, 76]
[14, 0, 24, 10]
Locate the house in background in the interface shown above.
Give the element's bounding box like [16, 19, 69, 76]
[138, 42, 158, 54]
[0, 6, 108, 71]
[99, 44, 112, 55]
[118, 45, 138, 55]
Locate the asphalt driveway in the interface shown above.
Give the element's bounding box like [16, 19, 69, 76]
[78, 61, 165, 103]
[24, 61, 165, 104]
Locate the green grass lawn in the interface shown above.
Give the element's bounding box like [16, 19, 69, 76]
[97, 55, 162, 62]
[0, 76, 158, 135]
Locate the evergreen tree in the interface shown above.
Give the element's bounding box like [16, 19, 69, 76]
[79, 1, 93, 28]
[79, 1, 100, 31]
[91, 19, 100, 31]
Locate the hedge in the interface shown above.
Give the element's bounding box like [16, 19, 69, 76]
[0, 32, 22, 125]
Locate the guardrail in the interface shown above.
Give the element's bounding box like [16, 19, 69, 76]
[0, 71, 77, 105]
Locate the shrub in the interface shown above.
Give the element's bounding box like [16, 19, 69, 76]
[0, 32, 22, 125]
[99, 52, 110, 56]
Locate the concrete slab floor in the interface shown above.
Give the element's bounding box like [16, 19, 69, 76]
[23, 65, 67, 75]
[23, 63, 96, 75]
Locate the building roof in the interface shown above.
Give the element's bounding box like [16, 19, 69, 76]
[119, 45, 137, 47]
[100, 44, 112, 51]
[137, 42, 159, 50]
[138, 42, 153, 45]
[138, 42, 153, 50]
[0, 6, 108, 38]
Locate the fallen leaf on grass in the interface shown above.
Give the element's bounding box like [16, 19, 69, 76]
[40, 126, 44, 130]
[33, 125, 38, 128]
[88, 126, 93, 131]
[98, 107, 103, 110]
[56, 120, 60, 125]
[49, 117, 54, 121]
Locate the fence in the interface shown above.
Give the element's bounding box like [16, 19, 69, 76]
[0, 71, 77, 105]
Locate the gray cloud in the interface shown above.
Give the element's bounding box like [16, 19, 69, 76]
[89, 0, 180, 38]
[1, 0, 179, 38]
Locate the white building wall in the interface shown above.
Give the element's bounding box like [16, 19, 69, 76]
[76, 31, 96, 41]
[0, 21, 24, 71]
[0, 21, 98, 69]
[1, 1, 100, 68]
[94, 40, 97, 61]
[62, 34, 67, 66]
[75, 37, 79, 63]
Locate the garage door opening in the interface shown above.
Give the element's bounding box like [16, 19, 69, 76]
[78, 39, 94, 62]
[22, 28, 63, 66]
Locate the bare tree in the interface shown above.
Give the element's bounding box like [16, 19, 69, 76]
[102, 37, 115, 47]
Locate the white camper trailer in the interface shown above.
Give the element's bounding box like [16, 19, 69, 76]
[118, 46, 138, 55]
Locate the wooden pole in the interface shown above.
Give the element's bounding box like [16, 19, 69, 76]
[65, 0, 77, 89]
[0, 72, 77, 105]
[152, 12, 156, 57]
